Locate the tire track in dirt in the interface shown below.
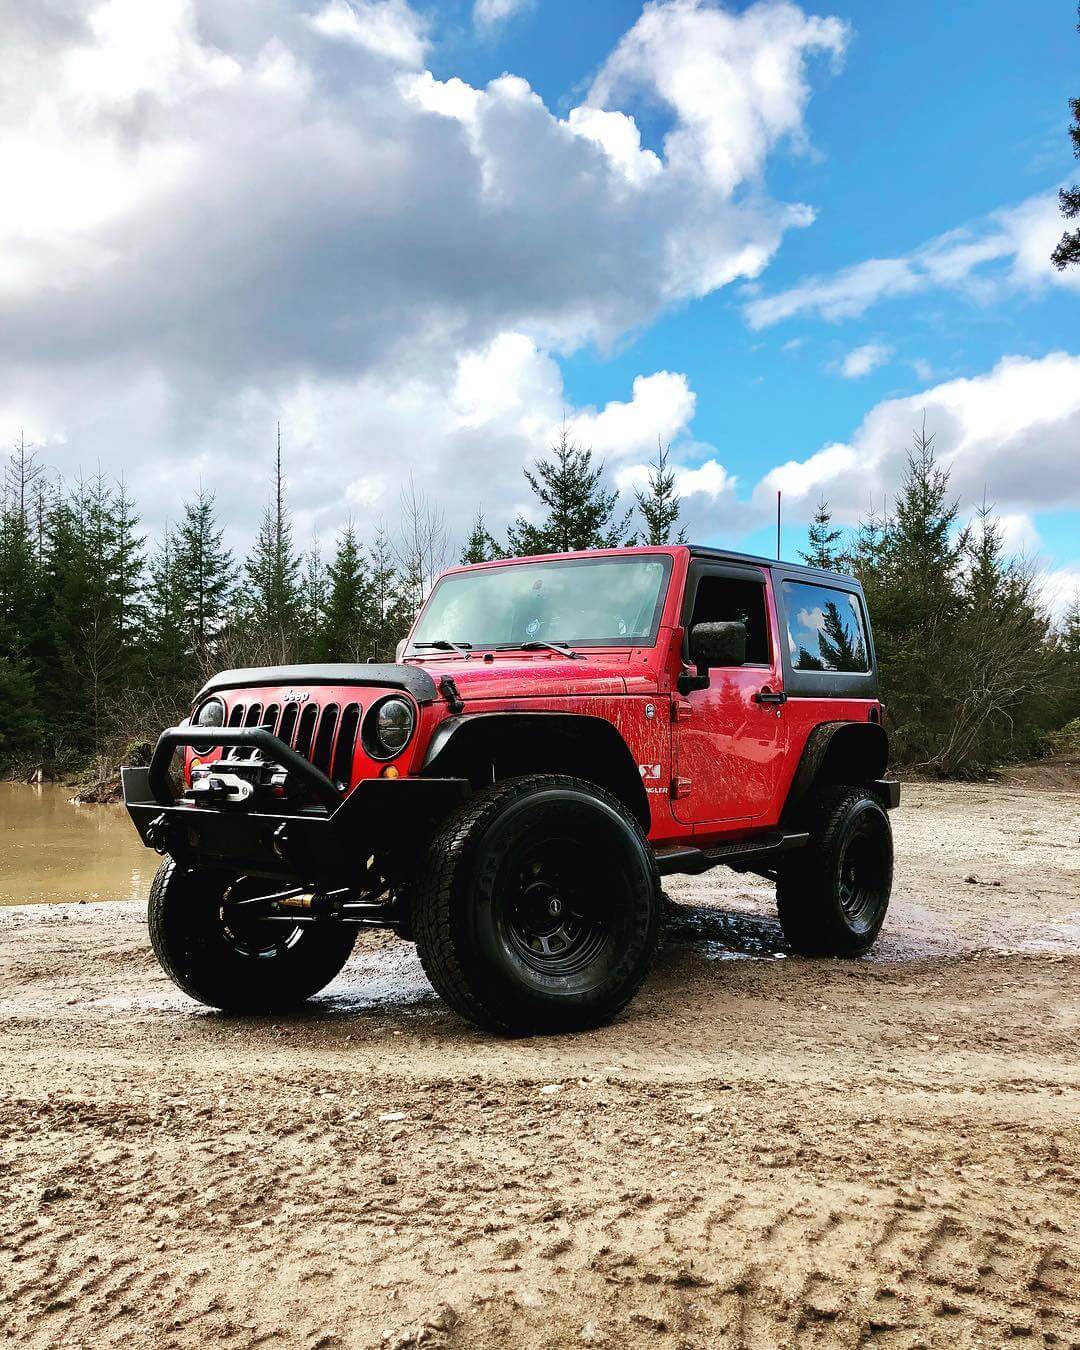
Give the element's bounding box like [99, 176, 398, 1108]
[2, 779, 1078, 1347]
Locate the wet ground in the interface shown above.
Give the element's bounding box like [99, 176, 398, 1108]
[0, 780, 1077, 1348]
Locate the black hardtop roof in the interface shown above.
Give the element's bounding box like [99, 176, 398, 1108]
[687, 544, 859, 586]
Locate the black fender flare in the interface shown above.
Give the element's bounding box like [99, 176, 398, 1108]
[781, 720, 891, 823]
[422, 712, 651, 830]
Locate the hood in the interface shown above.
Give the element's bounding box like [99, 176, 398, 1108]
[407, 652, 651, 702]
[196, 663, 437, 704]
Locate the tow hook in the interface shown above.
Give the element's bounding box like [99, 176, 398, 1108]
[145, 812, 168, 854]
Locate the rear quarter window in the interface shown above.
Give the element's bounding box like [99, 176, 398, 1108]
[782, 580, 870, 673]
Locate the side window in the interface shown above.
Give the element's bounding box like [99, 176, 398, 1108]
[783, 581, 869, 673]
[689, 575, 770, 664]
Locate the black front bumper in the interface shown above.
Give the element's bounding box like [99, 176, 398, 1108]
[123, 726, 469, 884]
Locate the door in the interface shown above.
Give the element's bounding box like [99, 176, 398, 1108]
[672, 565, 786, 826]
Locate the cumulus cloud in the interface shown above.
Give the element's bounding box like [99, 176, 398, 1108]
[745, 190, 1080, 328]
[0, 0, 846, 546]
[755, 352, 1080, 519]
[838, 342, 891, 378]
[589, 0, 848, 196]
[1039, 567, 1080, 623]
[310, 0, 429, 65]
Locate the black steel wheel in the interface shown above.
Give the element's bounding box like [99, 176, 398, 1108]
[413, 775, 660, 1034]
[777, 784, 893, 956]
[148, 858, 357, 1011]
[503, 844, 611, 976]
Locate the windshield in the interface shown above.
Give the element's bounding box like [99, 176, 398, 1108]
[408, 555, 672, 651]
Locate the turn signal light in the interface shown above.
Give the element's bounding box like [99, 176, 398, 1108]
[381, 765, 400, 779]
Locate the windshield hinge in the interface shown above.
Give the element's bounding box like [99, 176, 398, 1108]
[439, 676, 464, 715]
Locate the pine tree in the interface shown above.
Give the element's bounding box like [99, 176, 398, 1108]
[1050, 9, 1080, 270]
[800, 498, 844, 570]
[175, 487, 233, 663]
[1060, 592, 1080, 726]
[144, 524, 189, 687]
[243, 425, 302, 651]
[0, 477, 44, 662]
[0, 440, 45, 765]
[111, 477, 145, 647]
[368, 525, 410, 662]
[936, 502, 1057, 770]
[507, 425, 632, 556]
[460, 509, 503, 564]
[299, 535, 326, 659]
[0, 658, 39, 769]
[850, 422, 967, 767]
[633, 439, 685, 546]
[320, 525, 375, 660]
[816, 600, 866, 671]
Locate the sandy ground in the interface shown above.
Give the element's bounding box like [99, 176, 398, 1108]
[0, 781, 1077, 1349]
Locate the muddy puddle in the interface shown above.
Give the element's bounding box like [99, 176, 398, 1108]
[0, 782, 154, 905]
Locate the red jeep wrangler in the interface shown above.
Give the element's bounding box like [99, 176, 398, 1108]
[124, 546, 898, 1034]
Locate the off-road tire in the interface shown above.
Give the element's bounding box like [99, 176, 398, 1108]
[413, 775, 661, 1035]
[776, 784, 893, 957]
[148, 857, 357, 1011]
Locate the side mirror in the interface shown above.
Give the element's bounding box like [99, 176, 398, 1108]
[395, 639, 407, 663]
[679, 620, 747, 693]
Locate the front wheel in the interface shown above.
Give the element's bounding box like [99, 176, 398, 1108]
[776, 785, 893, 956]
[413, 775, 661, 1034]
[148, 858, 357, 1011]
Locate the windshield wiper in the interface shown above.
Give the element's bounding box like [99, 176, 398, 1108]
[413, 640, 473, 658]
[501, 640, 581, 659]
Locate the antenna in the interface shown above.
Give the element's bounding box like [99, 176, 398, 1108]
[776, 490, 782, 560]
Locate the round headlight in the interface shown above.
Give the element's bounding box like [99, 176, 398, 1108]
[364, 696, 415, 759]
[191, 697, 225, 751]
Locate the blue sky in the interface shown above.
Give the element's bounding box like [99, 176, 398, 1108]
[441, 0, 1079, 568]
[4, 0, 1079, 606]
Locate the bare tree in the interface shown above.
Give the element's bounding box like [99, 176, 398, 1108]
[395, 477, 450, 616]
[2, 432, 44, 524]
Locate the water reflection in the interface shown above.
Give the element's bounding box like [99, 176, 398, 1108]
[0, 782, 154, 905]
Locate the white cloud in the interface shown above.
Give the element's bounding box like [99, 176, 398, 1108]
[745, 190, 1080, 328]
[473, 0, 531, 27]
[566, 106, 663, 187]
[1039, 567, 1080, 623]
[589, 0, 848, 196]
[310, 0, 428, 65]
[989, 511, 1040, 557]
[0, 0, 845, 549]
[839, 342, 891, 378]
[572, 372, 696, 460]
[756, 352, 1080, 519]
[797, 605, 826, 633]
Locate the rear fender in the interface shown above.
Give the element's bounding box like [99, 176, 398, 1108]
[781, 721, 892, 824]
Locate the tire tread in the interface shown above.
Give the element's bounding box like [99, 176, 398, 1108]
[413, 775, 659, 1034]
[776, 783, 892, 957]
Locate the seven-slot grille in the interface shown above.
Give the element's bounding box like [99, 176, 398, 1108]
[224, 697, 362, 787]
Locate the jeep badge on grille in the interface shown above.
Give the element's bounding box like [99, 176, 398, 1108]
[282, 690, 309, 703]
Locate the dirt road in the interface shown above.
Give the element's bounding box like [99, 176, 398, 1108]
[1, 781, 1077, 1349]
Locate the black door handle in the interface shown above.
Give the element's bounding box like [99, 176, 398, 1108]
[754, 689, 787, 705]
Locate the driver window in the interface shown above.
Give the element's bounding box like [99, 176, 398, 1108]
[690, 576, 770, 664]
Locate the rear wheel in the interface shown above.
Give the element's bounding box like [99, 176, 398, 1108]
[148, 857, 357, 1011]
[776, 784, 893, 956]
[413, 775, 660, 1034]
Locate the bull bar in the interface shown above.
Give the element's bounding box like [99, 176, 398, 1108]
[123, 725, 469, 886]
